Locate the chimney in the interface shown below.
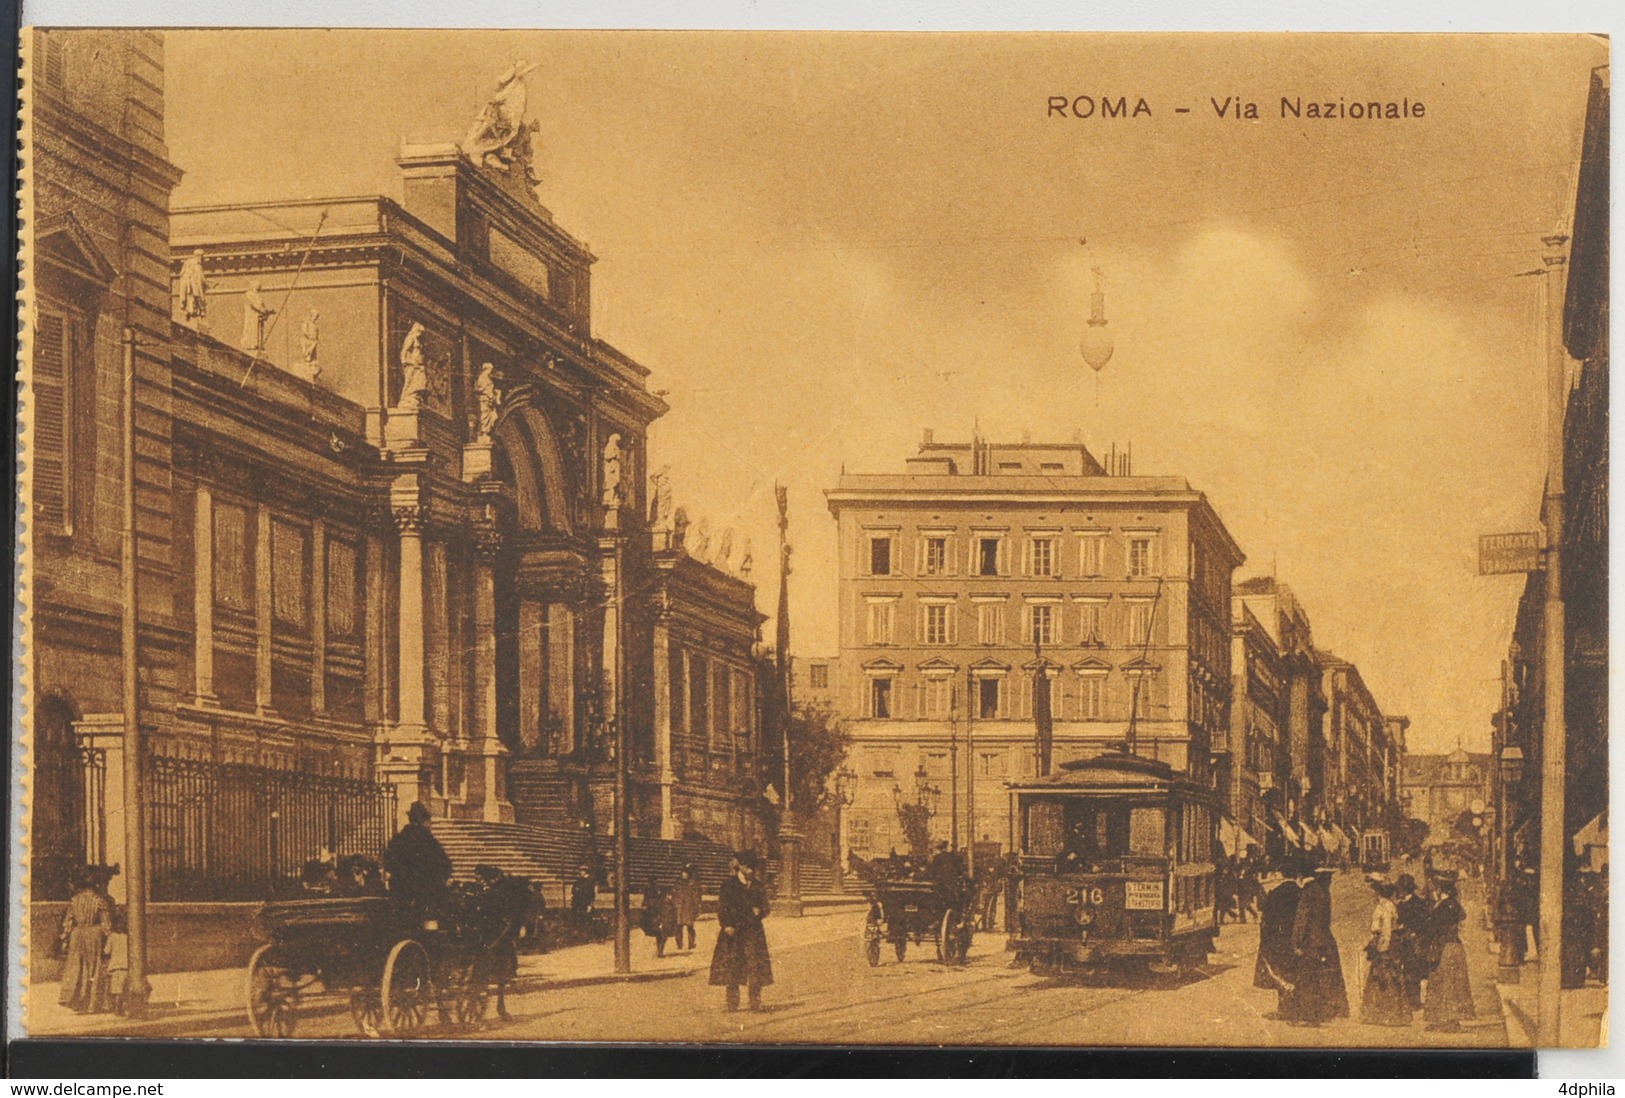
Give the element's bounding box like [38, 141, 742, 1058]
[922, 427, 934, 445]
[1021, 429, 1032, 445]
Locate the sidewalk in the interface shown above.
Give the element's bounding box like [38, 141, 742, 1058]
[23, 900, 864, 1039]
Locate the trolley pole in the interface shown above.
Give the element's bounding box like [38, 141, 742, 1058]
[1535, 235, 1569, 1046]
[120, 328, 152, 1018]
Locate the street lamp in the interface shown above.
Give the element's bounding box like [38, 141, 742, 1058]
[833, 766, 856, 893]
[1500, 745, 1526, 787]
[1497, 744, 1528, 982]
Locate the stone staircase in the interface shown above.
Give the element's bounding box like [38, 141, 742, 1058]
[505, 759, 573, 823]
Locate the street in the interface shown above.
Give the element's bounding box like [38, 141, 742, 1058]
[95, 867, 1506, 1047]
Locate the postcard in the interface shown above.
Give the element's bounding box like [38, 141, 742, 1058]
[13, 28, 1608, 1049]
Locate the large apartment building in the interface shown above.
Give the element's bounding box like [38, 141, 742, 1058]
[824, 434, 1245, 858]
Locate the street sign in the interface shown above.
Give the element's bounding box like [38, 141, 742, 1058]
[1479, 531, 1543, 575]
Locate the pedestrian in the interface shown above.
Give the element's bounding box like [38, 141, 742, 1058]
[710, 851, 773, 1012]
[1422, 872, 1476, 1032]
[382, 802, 453, 916]
[640, 879, 677, 958]
[570, 864, 597, 940]
[672, 864, 702, 951]
[1392, 872, 1427, 1011]
[1253, 862, 1301, 1018]
[1284, 865, 1349, 1026]
[57, 865, 114, 1013]
[102, 904, 130, 1016]
[1360, 876, 1411, 1026]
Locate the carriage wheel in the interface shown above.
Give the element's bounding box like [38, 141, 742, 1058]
[935, 910, 951, 962]
[940, 910, 967, 965]
[380, 940, 433, 1037]
[865, 935, 881, 967]
[442, 960, 489, 1029]
[894, 938, 907, 962]
[245, 945, 300, 1038]
[349, 989, 383, 1038]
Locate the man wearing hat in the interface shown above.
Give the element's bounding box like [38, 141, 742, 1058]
[1392, 872, 1427, 1011]
[672, 864, 702, 951]
[1285, 864, 1349, 1025]
[1253, 859, 1302, 1018]
[710, 851, 774, 1012]
[383, 802, 453, 916]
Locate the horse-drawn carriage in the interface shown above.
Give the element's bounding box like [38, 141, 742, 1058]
[851, 854, 975, 966]
[244, 885, 522, 1038]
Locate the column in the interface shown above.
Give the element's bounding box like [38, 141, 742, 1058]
[519, 599, 545, 752]
[653, 610, 675, 839]
[465, 529, 514, 822]
[394, 505, 427, 730]
[363, 531, 387, 724]
[310, 517, 326, 715]
[192, 484, 217, 704]
[255, 504, 274, 715]
[547, 603, 576, 754]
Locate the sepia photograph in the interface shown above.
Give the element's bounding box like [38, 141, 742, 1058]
[11, 28, 1609, 1052]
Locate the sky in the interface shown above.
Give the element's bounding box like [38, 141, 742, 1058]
[162, 30, 1606, 756]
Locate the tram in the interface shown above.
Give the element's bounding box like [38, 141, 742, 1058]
[1006, 750, 1221, 975]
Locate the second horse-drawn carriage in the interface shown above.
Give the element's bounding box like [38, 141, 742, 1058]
[245, 882, 525, 1038]
[851, 854, 975, 966]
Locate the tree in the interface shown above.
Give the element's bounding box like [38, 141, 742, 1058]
[756, 652, 850, 821]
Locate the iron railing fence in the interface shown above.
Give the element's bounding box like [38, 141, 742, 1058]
[144, 754, 397, 901]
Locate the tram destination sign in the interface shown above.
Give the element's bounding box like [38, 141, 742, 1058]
[1479, 531, 1543, 575]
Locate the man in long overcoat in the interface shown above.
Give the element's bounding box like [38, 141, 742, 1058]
[383, 802, 452, 916]
[672, 865, 703, 951]
[1392, 872, 1428, 1011]
[1253, 865, 1301, 1017]
[1285, 865, 1350, 1025]
[710, 852, 773, 1011]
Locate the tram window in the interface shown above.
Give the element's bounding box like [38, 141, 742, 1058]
[1026, 801, 1066, 856]
[1130, 806, 1166, 857]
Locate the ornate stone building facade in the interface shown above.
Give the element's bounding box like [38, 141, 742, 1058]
[24, 31, 771, 902]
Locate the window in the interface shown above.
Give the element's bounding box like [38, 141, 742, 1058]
[808, 663, 829, 690]
[1040, 462, 1064, 475]
[922, 536, 949, 576]
[1126, 670, 1157, 720]
[1077, 598, 1107, 645]
[688, 657, 711, 743]
[978, 677, 1001, 720]
[1030, 537, 1056, 577]
[922, 602, 951, 645]
[1078, 533, 1105, 576]
[869, 536, 893, 576]
[921, 676, 953, 718]
[32, 311, 75, 533]
[214, 502, 254, 612]
[41, 35, 66, 90]
[1126, 600, 1154, 646]
[1029, 603, 1055, 646]
[870, 678, 894, 719]
[715, 665, 734, 740]
[998, 461, 1023, 473]
[326, 539, 358, 636]
[977, 602, 1004, 645]
[1128, 536, 1154, 578]
[272, 520, 309, 628]
[866, 599, 896, 645]
[978, 538, 1001, 576]
[1078, 673, 1106, 719]
[1030, 675, 1054, 719]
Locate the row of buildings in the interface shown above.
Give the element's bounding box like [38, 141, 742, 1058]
[797, 434, 1410, 867]
[1487, 65, 1609, 993]
[25, 30, 778, 905]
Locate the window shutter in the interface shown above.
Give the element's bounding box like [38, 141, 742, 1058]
[33, 313, 68, 532]
[914, 536, 924, 575]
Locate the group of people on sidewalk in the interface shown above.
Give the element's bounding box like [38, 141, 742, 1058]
[1253, 858, 1477, 1032]
[635, 853, 777, 1012]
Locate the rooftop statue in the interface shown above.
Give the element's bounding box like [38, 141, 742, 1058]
[178, 248, 208, 323]
[397, 323, 428, 410]
[463, 61, 541, 185]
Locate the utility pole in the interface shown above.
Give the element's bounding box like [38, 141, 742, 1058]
[964, 671, 976, 881]
[120, 328, 151, 1018]
[774, 484, 802, 915]
[949, 684, 960, 852]
[1536, 234, 1570, 1046]
[601, 453, 630, 975]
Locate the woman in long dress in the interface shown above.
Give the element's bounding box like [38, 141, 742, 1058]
[58, 867, 112, 1013]
[1360, 878, 1413, 1026]
[1422, 874, 1476, 1031]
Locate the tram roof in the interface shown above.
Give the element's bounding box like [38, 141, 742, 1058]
[1007, 750, 1218, 802]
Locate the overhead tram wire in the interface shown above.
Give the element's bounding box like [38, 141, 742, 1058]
[239, 207, 330, 388]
